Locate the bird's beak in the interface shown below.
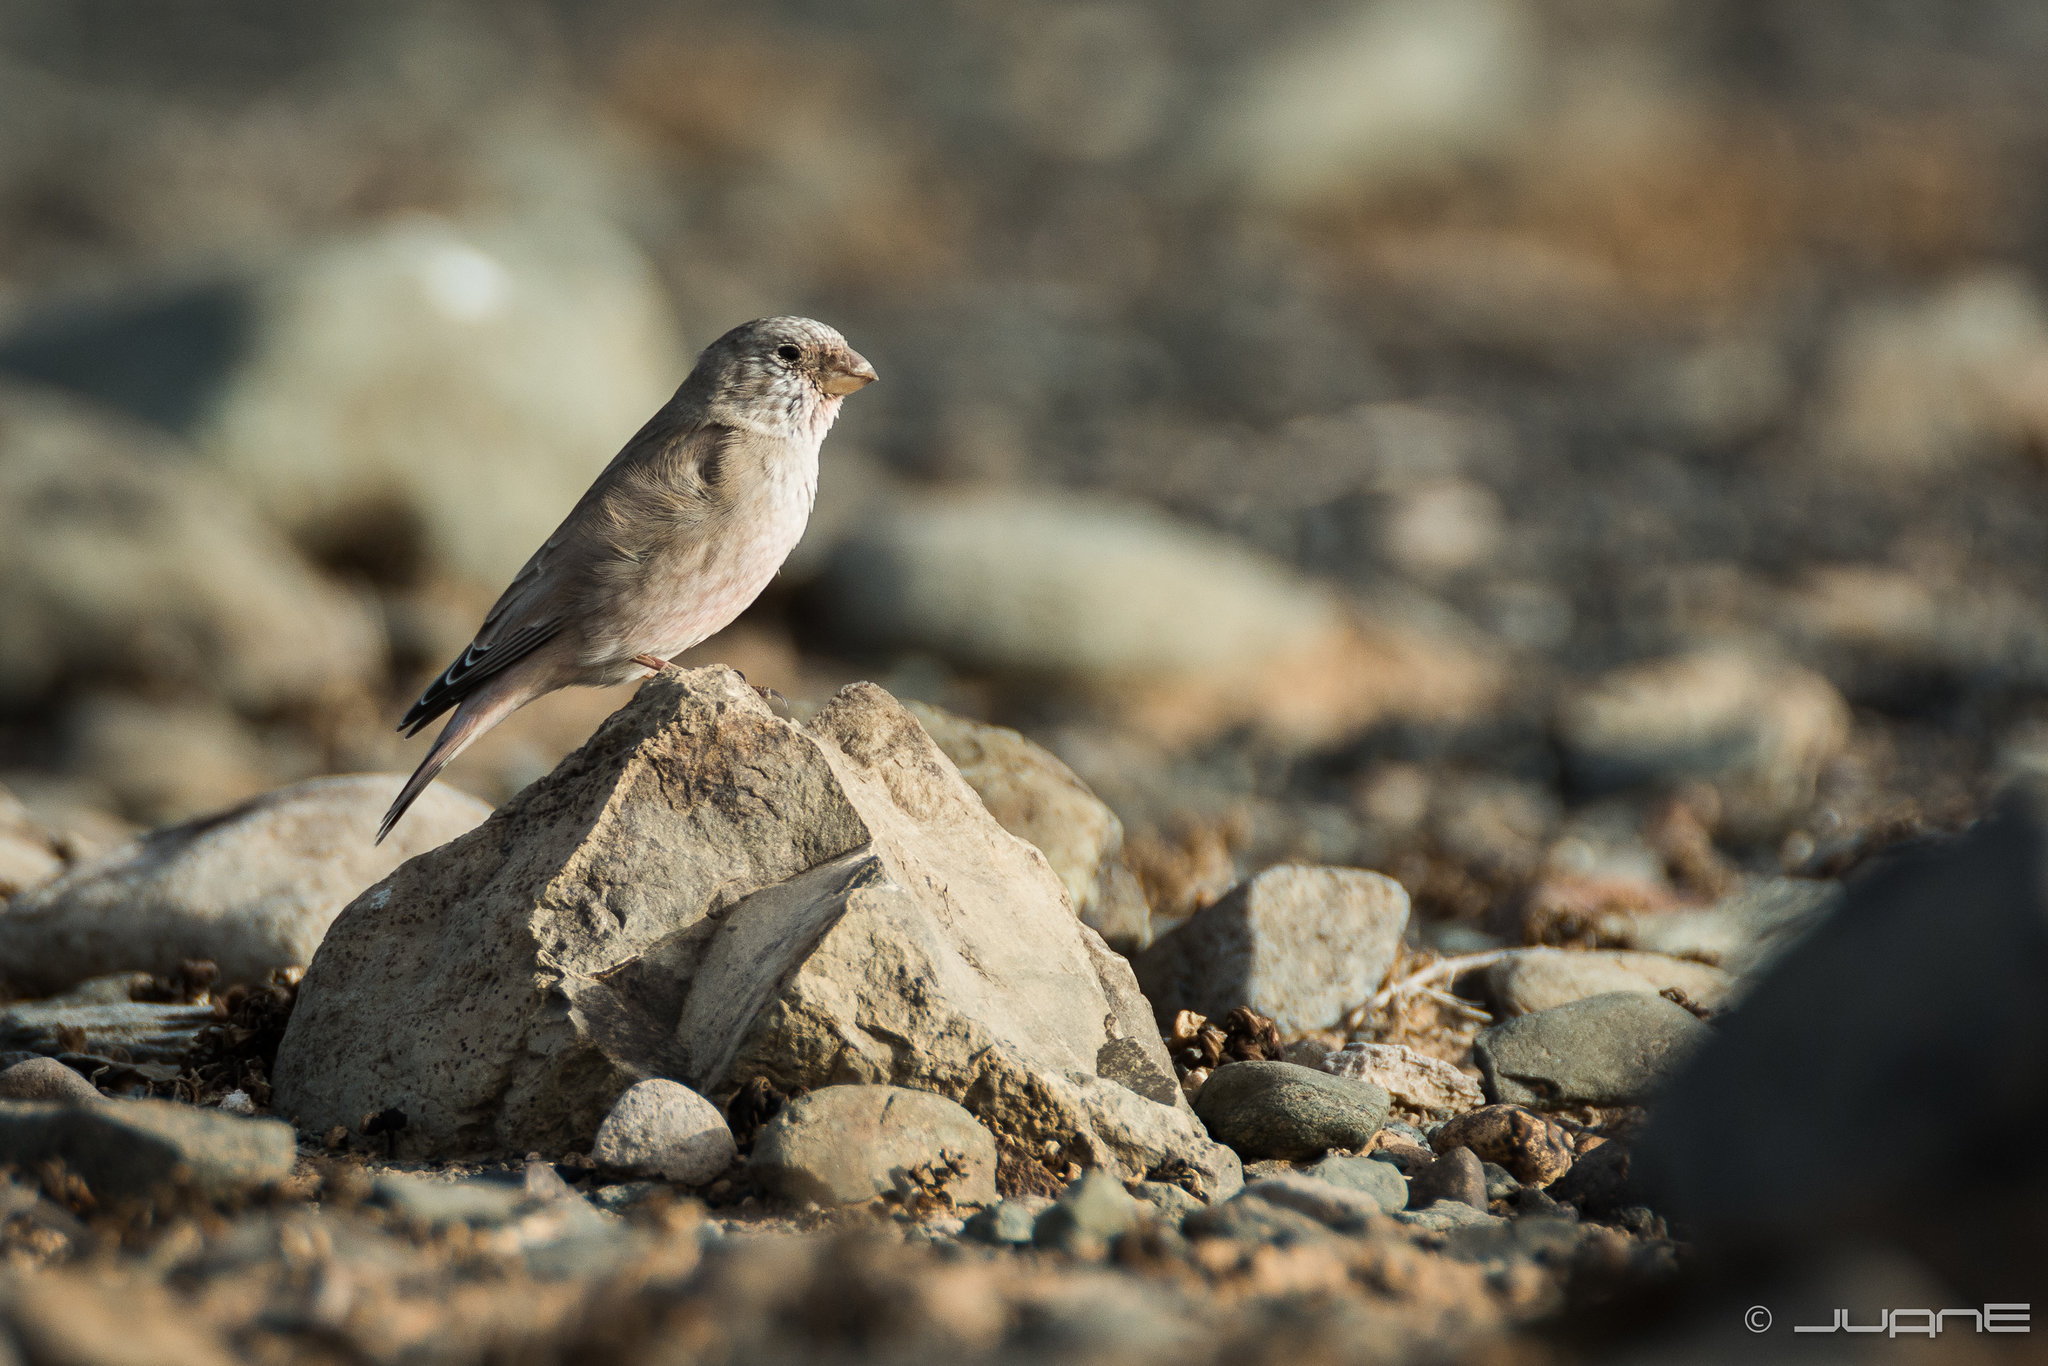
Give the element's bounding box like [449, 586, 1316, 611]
[820, 349, 878, 396]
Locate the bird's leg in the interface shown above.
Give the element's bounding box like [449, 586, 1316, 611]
[632, 654, 673, 674]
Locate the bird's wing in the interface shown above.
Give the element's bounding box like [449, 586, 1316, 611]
[395, 416, 731, 737]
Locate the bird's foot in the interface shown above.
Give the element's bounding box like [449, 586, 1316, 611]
[632, 654, 674, 674]
[753, 685, 793, 720]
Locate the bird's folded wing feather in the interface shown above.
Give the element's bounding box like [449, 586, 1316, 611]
[396, 415, 729, 736]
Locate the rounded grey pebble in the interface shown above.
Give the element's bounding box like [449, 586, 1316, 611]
[0, 1056, 101, 1105]
[1304, 1153, 1409, 1211]
[1192, 1061, 1389, 1162]
[593, 1079, 736, 1185]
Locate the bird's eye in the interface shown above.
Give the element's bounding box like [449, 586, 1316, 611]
[776, 344, 802, 363]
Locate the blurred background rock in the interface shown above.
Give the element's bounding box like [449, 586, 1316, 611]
[0, 0, 2042, 929]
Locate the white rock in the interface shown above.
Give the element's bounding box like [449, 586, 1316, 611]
[0, 774, 492, 993]
[823, 488, 1503, 747]
[821, 487, 1347, 681]
[593, 1079, 735, 1185]
[59, 692, 277, 826]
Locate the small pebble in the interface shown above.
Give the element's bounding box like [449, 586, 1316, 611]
[0, 1056, 101, 1105]
[1431, 1104, 1575, 1187]
[1033, 1170, 1142, 1255]
[963, 1197, 1051, 1245]
[1408, 1146, 1487, 1211]
[1192, 1061, 1388, 1161]
[593, 1079, 736, 1186]
[1304, 1154, 1408, 1211]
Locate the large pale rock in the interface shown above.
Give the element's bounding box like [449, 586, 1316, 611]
[272, 669, 1238, 1197]
[1195, 0, 1539, 205]
[0, 382, 382, 711]
[192, 212, 688, 589]
[816, 489, 1502, 746]
[57, 693, 277, 826]
[1136, 865, 1409, 1034]
[0, 775, 492, 994]
[820, 489, 1345, 681]
[905, 701, 1151, 953]
[1485, 948, 1734, 1016]
[0, 1000, 215, 1063]
[1555, 648, 1851, 834]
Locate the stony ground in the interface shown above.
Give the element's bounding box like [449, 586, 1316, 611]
[3, 2, 2048, 1362]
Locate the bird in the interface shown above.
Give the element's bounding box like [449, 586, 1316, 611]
[376, 316, 876, 843]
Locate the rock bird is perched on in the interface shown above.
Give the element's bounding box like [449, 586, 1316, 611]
[378, 316, 876, 842]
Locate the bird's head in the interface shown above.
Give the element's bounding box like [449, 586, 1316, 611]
[690, 316, 877, 433]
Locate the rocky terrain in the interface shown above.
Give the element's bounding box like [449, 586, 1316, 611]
[3, 2, 2047, 1362]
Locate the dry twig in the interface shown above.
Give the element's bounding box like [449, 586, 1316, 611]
[1344, 948, 1523, 1030]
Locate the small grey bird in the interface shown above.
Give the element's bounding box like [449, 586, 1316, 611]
[377, 316, 876, 842]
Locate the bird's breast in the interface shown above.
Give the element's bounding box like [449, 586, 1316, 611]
[585, 450, 816, 669]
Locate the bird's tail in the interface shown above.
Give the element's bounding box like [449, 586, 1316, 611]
[377, 690, 521, 843]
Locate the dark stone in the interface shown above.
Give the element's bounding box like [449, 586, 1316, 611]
[1474, 992, 1707, 1108]
[1192, 1061, 1388, 1162]
[1504, 1185, 1570, 1219]
[1549, 1140, 1636, 1217]
[1407, 1146, 1486, 1211]
[1636, 780, 2048, 1301]
[0, 280, 254, 435]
